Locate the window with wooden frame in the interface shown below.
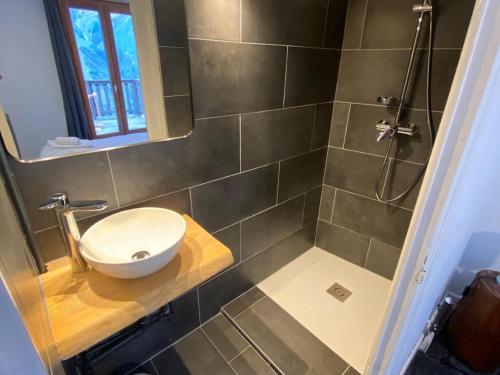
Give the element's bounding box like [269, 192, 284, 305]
[59, 0, 146, 139]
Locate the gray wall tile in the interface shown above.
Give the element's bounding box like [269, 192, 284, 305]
[365, 240, 401, 280]
[273, 222, 315, 271]
[303, 187, 322, 225]
[241, 195, 304, 260]
[191, 164, 278, 232]
[242, 0, 328, 47]
[190, 40, 287, 117]
[331, 190, 412, 248]
[186, 0, 240, 41]
[342, 0, 368, 49]
[278, 148, 327, 202]
[109, 115, 239, 206]
[324, 0, 348, 49]
[311, 103, 334, 149]
[329, 102, 350, 147]
[241, 106, 315, 170]
[383, 160, 424, 210]
[284, 47, 341, 107]
[213, 223, 242, 264]
[201, 314, 248, 362]
[153, 0, 188, 47]
[316, 221, 370, 266]
[164, 95, 194, 138]
[231, 346, 276, 375]
[319, 185, 335, 221]
[160, 47, 191, 96]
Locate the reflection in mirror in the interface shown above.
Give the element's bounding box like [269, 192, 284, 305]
[0, 0, 194, 161]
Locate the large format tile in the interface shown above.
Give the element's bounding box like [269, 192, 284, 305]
[164, 95, 194, 138]
[329, 102, 350, 147]
[278, 149, 327, 202]
[331, 190, 412, 248]
[185, 0, 240, 41]
[189, 40, 286, 118]
[233, 296, 350, 375]
[191, 164, 278, 232]
[365, 240, 401, 280]
[284, 47, 341, 107]
[91, 290, 199, 375]
[241, 195, 305, 260]
[316, 220, 370, 266]
[241, 106, 315, 170]
[341, 0, 368, 49]
[222, 287, 266, 319]
[343, 104, 440, 164]
[198, 246, 273, 322]
[108, 115, 239, 206]
[153, 0, 188, 47]
[273, 223, 315, 271]
[231, 346, 276, 375]
[11, 153, 118, 231]
[303, 187, 321, 225]
[311, 103, 334, 149]
[160, 47, 191, 96]
[319, 185, 335, 221]
[202, 314, 249, 362]
[361, 0, 474, 49]
[324, 148, 384, 199]
[383, 159, 424, 210]
[324, 0, 348, 49]
[152, 329, 234, 374]
[213, 222, 241, 264]
[241, 0, 328, 47]
[336, 50, 460, 111]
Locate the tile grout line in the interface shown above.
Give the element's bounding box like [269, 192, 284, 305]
[239, 0, 242, 42]
[199, 328, 238, 371]
[358, 0, 370, 48]
[149, 360, 160, 375]
[341, 366, 352, 375]
[164, 93, 190, 98]
[333, 99, 444, 113]
[282, 46, 289, 108]
[330, 187, 337, 222]
[196, 288, 202, 325]
[301, 192, 307, 225]
[106, 151, 120, 208]
[239, 115, 242, 172]
[189, 188, 194, 217]
[322, 0, 331, 48]
[230, 293, 267, 321]
[189, 36, 342, 51]
[380, 158, 392, 200]
[364, 238, 373, 267]
[310, 105, 318, 150]
[342, 103, 352, 148]
[239, 222, 242, 263]
[275, 161, 281, 205]
[329, 145, 425, 166]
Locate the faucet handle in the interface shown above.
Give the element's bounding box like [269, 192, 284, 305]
[38, 192, 68, 210]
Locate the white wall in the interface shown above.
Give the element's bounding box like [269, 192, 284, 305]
[0, 0, 67, 159]
[447, 175, 500, 295]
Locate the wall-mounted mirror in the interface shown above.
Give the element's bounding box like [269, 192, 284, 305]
[0, 0, 194, 161]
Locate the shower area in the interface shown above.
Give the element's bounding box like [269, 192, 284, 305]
[210, 0, 475, 374]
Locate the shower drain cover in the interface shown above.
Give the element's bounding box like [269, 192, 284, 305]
[327, 283, 352, 302]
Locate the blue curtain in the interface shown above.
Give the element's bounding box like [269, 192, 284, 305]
[43, 0, 90, 139]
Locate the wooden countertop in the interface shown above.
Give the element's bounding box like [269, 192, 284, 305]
[41, 215, 234, 359]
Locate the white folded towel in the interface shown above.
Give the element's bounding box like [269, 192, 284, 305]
[47, 139, 93, 149]
[55, 136, 81, 145]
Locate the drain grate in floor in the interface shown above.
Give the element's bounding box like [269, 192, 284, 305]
[327, 283, 352, 302]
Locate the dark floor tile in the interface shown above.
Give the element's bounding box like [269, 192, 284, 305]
[329, 102, 350, 147]
[319, 185, 335, 221]
[344, 104, 441, 164]
[273, 223, 315, 271]
[303, 187, 321, 225]
[311, 103, 334, 149]
[222, 287, 266, 319]
[316, 221, 370, 266]
[344, 367, 361, 375]
[213, 223, 241, 264]
[342, 0, 368, 49]
[365, 240, 401, 280]
[153, 0, 188, 47]
[336, 50, 461, 111]
[199, 247, 273, 322]
[331, 190, 412, 248]
[231, 347, 277, 375]
[241, 195, 304, 260]
[152, 329, 233, 375]
[324, 148, 384, 199]
[233, 297, 349, 375]
[109, 115, 239, 206]
[11, 152, 118, 231]
[92, 290, 199, 375]
[324, 0, 348, 49]
[241, 0, 328, 47]
[202, 314, 249, 362]
[278, 149, 327, 202]
[126, 361, 157, 375]
[383, 159, 424, 210]
[241, 106, 315, 171]
[189, 40, 286, 118]
[160, 47, 191, 96]
[185, 0, 240, 41]
[362, 0, 474, 49]
[164, 96, 194, 138]
[284, 47, 341, 107]
[191, 164, 278, 232]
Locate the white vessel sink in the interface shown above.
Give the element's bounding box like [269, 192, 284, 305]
[80, 208, 186, 279]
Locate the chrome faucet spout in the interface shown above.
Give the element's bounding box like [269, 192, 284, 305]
[38, 192, 108, 274]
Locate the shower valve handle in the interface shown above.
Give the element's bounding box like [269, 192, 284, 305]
[376, 127, 395, 142]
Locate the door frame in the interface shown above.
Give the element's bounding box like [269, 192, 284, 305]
[366, 0, 500, 374]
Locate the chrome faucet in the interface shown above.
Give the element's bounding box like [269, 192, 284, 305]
[38, 192, 107, 273]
